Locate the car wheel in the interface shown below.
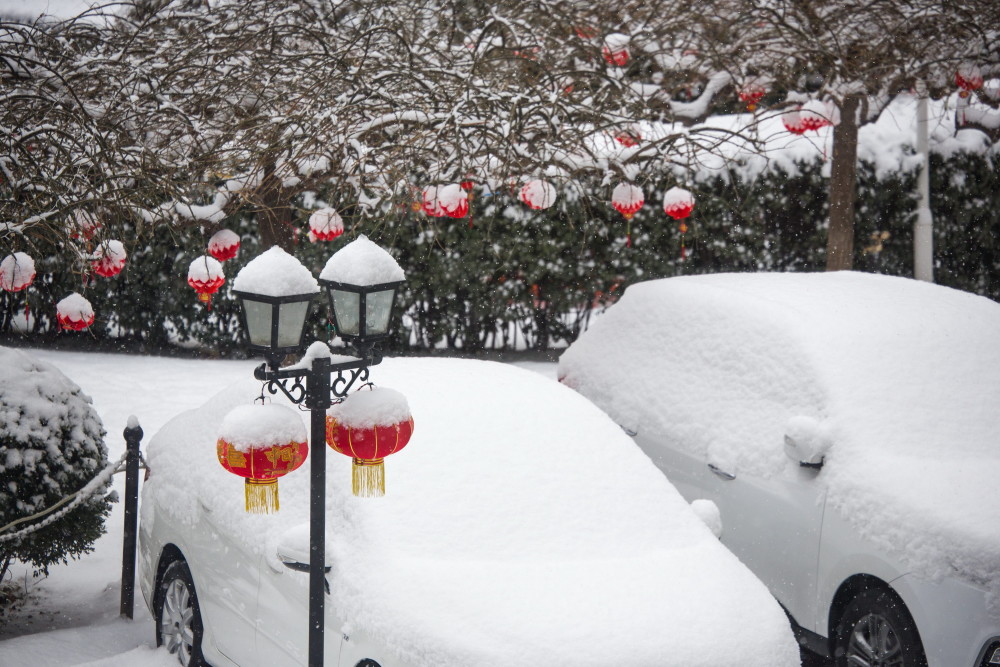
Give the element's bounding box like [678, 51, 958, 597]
[834, 588, 927, 667]
[156, 560, 206, 667]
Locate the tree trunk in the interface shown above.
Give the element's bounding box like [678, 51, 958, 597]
[256, 163, 296, 251]
[826, 94, 862, 271]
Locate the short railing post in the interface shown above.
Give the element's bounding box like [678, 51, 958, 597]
[120, 417, 143, 619]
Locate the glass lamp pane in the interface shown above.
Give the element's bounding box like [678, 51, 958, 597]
[332, 290, 360, 336]
[276, 300, 310, 348]
[243, 299, 274, 347]
[365, 289, 396, 336]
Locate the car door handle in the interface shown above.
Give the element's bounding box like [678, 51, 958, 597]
[708, 463, 736, 480]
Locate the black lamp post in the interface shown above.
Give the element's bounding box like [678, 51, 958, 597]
[231, 241, 404, 667]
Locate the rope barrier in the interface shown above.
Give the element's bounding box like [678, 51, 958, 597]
[0, 450, 139, 543]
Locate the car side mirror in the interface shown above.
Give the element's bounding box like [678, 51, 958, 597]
[784, 416, 831, 469]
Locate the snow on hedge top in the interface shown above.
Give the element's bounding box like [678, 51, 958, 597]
[559, 271, 1000, 595]
[232, 246, 320, 296]
[218, 404, 306, 451]
[327, 387, 411, 428]
[145, 358, 798, 667]
[319, 235, 405, 286]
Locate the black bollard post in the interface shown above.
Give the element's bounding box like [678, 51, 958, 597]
[120, 417, 143, 619]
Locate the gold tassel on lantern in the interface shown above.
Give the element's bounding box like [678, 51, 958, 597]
[353, 458, 385, 497]
[245, 478, 280, 513]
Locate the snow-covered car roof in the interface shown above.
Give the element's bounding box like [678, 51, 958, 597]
[145, 357, 798, 667]
[559, 271, 1000, 600]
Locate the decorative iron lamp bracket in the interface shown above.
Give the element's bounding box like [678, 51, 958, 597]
[254, 348, 383, 408]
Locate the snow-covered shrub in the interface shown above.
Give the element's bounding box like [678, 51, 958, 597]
[0, 348, 112, 583]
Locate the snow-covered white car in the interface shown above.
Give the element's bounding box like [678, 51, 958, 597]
[559, 271, 1000, 667]
[138, 357, 800, 667]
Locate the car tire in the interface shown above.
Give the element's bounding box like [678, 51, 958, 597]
[834, 588, 927, 667]
[156, 559, 206, 667]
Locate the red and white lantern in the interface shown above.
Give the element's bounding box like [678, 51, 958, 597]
[614, 131, 641, 147]
[217, 404, 308, 514]
[0, 252, 35, 292]
[208, 229, 241, 261]
[326, 387, 414, 497]
[308, 208, 345, 242]
[602, 33, 630, 67]
[187, 255, 225, 309]
[71, 210, 100, 241]
[782, 107, 807, 135]
[612, 183, 644, 219]
[520, 179, 557, 210]
[956, 64, 983, 98]
[91, 240, 127, 278]
[738, 82, 767, 111]
[423, 184, 468, 219]
[56, 292, 94, 331]
[799, 99, 833, 132]
[663, 186, 695, 220]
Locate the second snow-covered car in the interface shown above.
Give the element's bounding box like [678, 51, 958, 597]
[138, 356, 799, 667]
[559, 271, 1000, 667]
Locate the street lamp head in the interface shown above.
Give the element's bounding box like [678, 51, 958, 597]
[319, 235, 405, 349]
[232, 246, 321, 365]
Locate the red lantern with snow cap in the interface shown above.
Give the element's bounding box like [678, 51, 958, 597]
[56, 292, 94, 331]
[613, 183, 645, 248]
[782, 107, 807, 135]
[423, 184, 468, 219]
[663, 186, 695, 220]
[602, 33, 630, 67]
[92, 240, 127, 278]
[217, 404, 308, 513]
[739, 82, 767, 111]
[188, 255, 225, 309]
[208, 229, 241, 261]
[71, 210, 100, 241]
[326, 387, 414, 497]
[0, 252, 35, 292]
[956, 64, 983, 98]
[799, 99, 833, 132]
[520, 179, 557, 210]
[308, 208, 345, 242]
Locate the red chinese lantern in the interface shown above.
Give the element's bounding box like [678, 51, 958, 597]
[738, 82, 766, 111]
[71, 210, 100, 241]
[187, 255, 225, 309]
[782, 107, 807, 135]
[92, 240, 127, 278]
[614, 131, 641, 147]
[460, 180, 475, 192]
[520, 179, 557, 210]
[602, 33, 630, 67]
[799, 99, 832, 132]
[326, 387, 414, 497]
[56, 292, 94, 331]
[612, 182, 644, 247]
[0, 252, 35, 292]
[308, 208, 344, 242]
[217, 404, 308, 513]
[208, 229, 241, 261]
[663, 186, 695, 220]
[956, 64, 983, 98]
[422, 184, 468, 219]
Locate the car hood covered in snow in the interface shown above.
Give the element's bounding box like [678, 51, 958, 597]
[145, 357, 798, 667]
[559, 271, 1000, 601]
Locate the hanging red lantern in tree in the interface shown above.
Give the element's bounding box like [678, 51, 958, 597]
[612, 183, 644, 248]
[308, 207, 345, 241]
[187, 255, 225, 309]
[56, 292, 95, 331]
[217, 404, 308, 514]
[422, 184, 468, 219]
[602, 33, 630, 67]
[326, 387, 414, 497]
[71, 210, 100, 241]
[520, 179, 557, 210]
[614, 131, 641, 147]
[208, 229, 241, 261]
[799, 99, 833, 132]
[460, 180, 475, 192]
[663, 186, 695, 220]
[738, 82, 767, 111]
[782, 107, 807, 135]
[0, 252, 35, 292]
[91, 240, 127, 278]
[955, 64, 983, 98]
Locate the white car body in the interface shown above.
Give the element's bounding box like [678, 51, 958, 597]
[559, 272, 1000, 667]
[139, 357, 800, 667]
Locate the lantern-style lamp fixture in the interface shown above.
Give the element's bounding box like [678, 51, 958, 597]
[319, 235, 405, 352]
[232, 246, 320, 367]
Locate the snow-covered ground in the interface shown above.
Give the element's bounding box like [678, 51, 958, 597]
[0, 350, 558, 666]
